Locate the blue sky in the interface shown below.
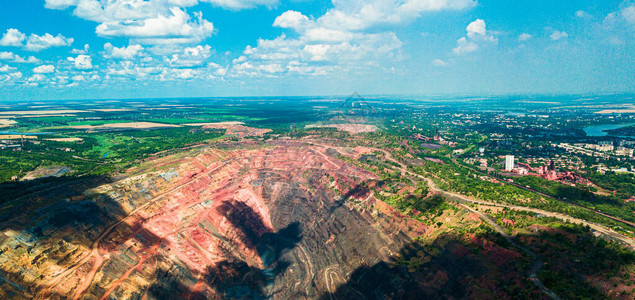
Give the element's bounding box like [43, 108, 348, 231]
[0, 0, 634, 100]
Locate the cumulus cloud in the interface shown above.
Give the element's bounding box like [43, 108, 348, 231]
[0, 70, 23, 84]
[0, 28, 73, 51]
[234, 0, 474, 77]
[315, 0, 476, 31]
[104, 43, 145, 59]
[550, 30, 568, 40]
[46, 0, 183, 22]
[45, 0, 277, 12]
[0, 64, 16, 72]
[200, 0, 278, 10]
[453, 19, 496, 55]
[453, 37, 478, 55]
[95, 8, 214, 44]
[26, 73, 47, 86]
[68, 54, 93, 69]
[33, 64, 56, 74]
[44, 0, 79, 10]
[273, 10, 310, 29]
[466, 19, 487, 37]
[0, 29, 26, 47]
[24, 33, 74, 51]
[0, 51, 41, 64]
[208, 62, 228, 76]
[40, 0, 479, 83]
[106, 60, 164, 78]
[466, 19, 497, 42]
[175, 68, 195, 79]
[518, 33, 532, 41]
[71, 44, 90, 54]
[43, 1, 281, 45]
[233, 30, 402, 77]
[166, 45, 212, 67]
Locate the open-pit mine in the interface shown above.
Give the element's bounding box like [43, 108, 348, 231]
[0, 139, 595, 299]
[0, 141, 437, 299]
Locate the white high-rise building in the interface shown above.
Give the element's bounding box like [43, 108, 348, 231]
[504, 155, 515, 171]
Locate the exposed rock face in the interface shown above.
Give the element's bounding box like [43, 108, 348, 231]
[1, 141, 534, 299]
[0, 142, 432, 299]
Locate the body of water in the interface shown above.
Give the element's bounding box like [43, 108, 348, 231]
[583, 123, 635, 137]
[0, 131, 51, 135]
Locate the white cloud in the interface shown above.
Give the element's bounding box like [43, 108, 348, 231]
[304, 28, 354, 43]
[595, 2, 635, 45]
[233, 30, 402, 77]
[24, 33, 74, 51]
[166, 45, 212, 67]
[0, 28, 72, 51]
[44, 0, 77, 10]
[104, 43, 145, 59]
[42, 0, 479, 82]
[200, 0, 278, 10]
[518, 33, 533, 41]
[208, 62, 228, 76]
[71, 44, 90, 54]
[550, 30, 568, 40]
[46, 0, 180, 22]
[29, 74, 47, 81]
[175, 68, 195, 79]
[0, 51, 42, 64]
[453, 19, 496, 55]
[233, 0, 474, 78]
[95, 8, 214, 44]
[0, 29, 26, 47]
[431, 59, 447, 66]
[33, 65, 56, 74]
[453, 37, 478, 55]
[27, 74, 47, 86]
[465, 19, 497, 42]
[466, 19, 487, 38]
[0, 64, 16, 72]
[45, 0, 276, 13]
[68, 54, 93, 69]
[0, 71, 23, 83]
[106, 60, 164, 78]
[43, 1, 260, 45]
[622, 5, 635, 25]
[315, 0, 476, 31]
[0, 52, 14, 60]
[273, 10, 309, 30]
[303, 44, 331, 61]
[576, 10, 592, 18]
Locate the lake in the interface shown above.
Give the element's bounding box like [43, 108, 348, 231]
[583, 123, 635, 137]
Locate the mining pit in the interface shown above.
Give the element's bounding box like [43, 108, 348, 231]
[0, 141, 500, 299]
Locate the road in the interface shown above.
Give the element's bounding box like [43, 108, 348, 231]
[377, 149, 635, 300]
[457, 202, 561, 300]
[380, 150, 635, 248]
[454, 159, 635, 230]
[37, 150, 233, 299]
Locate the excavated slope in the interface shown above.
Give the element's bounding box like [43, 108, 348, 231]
[0, 141, 443, 299]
